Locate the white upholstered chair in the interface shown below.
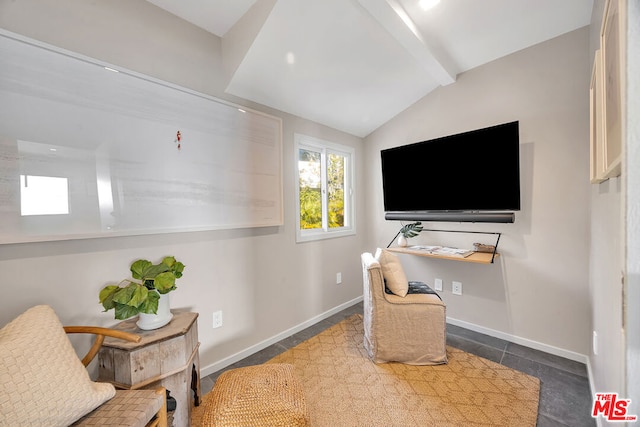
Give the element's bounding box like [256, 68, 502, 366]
[361, 249, 447, 365]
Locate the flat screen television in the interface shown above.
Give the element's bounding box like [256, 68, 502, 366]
[381, 121, 520, 220]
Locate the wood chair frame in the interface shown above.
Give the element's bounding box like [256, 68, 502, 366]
[64, 326, 168, 427]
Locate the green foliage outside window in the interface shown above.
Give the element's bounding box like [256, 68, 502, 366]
[298, 149, 346, 230]
[299, 149, 322, 229]
[300, 187, 322, 229]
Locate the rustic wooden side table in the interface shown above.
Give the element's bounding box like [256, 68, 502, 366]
[98, 311, 201, 427]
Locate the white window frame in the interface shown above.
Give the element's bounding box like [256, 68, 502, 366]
[294, 134, 355, 242]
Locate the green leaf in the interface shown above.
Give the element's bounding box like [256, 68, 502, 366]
[99, 285, 119, 309]
[400, 222, 423, 238]
[130, 259, 152, 280]
[138, 291, 160, 314]
[111, 284, 135, 305]
[128, 284, 149, 307]
[154, 272, 176, 294]
[112, 283, 147, 307]
[172, 261, 185, 278]
[161, 256, 176, 268]
[114, 302, 140, 320]
[130, 259, 170, 283]
[144, 263, 170, 279]
[161, 257, 185, 278]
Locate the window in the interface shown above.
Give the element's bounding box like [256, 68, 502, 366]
[295, 134, 355, 242]
[20, 175, 69, 216]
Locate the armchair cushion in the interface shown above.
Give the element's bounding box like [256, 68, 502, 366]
[385, 281, 442, 299]
[0, 305, 116, 427]
[377, 249, 409, 297]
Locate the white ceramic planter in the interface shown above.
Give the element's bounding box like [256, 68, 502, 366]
[397, 235, 408, 247]
[136, 292, 173, 330]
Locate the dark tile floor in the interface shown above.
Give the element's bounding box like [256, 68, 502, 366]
[201, 302, 595, 427]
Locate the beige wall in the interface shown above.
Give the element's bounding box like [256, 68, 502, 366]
[363, 27, 592, 358]
[0, 0, 366, 375]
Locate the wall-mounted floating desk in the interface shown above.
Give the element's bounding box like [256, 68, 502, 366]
[386, 228, 502, 264]
[387, 247, 500, 265]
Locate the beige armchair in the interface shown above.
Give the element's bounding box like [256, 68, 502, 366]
[361, 250, 447, 365]
[0, 305, 167, 427]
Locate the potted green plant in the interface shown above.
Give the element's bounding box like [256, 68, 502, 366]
[99, 256, 185, 330]
[397, 221, 423, 247]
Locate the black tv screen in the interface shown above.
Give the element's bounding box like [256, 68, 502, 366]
[381, 121, 520, 213]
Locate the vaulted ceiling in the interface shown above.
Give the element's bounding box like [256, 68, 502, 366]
[145, 0, 593, 137]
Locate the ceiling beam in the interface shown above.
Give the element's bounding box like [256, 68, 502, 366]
[357, 0, 456, 86]
[221, 0, 278, 86]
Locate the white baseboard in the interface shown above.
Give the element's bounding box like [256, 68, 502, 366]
[448, 317, 596, 424]
[200, 301, 592, 383]
[200, 296, 364, 378]
[446, 316, 589, 364]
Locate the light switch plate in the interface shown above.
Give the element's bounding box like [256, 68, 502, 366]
[213, 311, 223, 328]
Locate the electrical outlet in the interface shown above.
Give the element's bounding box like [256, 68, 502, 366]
[213, 311, 223, 328]
[434, 278, 443, 291]
[593, 331, 598, 355]
[336, 272, 342, 284]
[452, 281, 463, 295]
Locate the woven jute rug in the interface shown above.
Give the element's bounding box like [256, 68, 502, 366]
[193, 314, 540, 426]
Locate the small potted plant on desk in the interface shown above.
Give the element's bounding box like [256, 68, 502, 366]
[99, 256, 185, 330]
[396, 221, 423, 247]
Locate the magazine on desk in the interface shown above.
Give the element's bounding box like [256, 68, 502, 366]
[408, 245, 474, 258]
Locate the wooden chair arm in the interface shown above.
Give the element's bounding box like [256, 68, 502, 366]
[64, 326, 141, 367]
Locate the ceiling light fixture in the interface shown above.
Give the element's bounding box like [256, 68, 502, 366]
[419, 0, 440, 11]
